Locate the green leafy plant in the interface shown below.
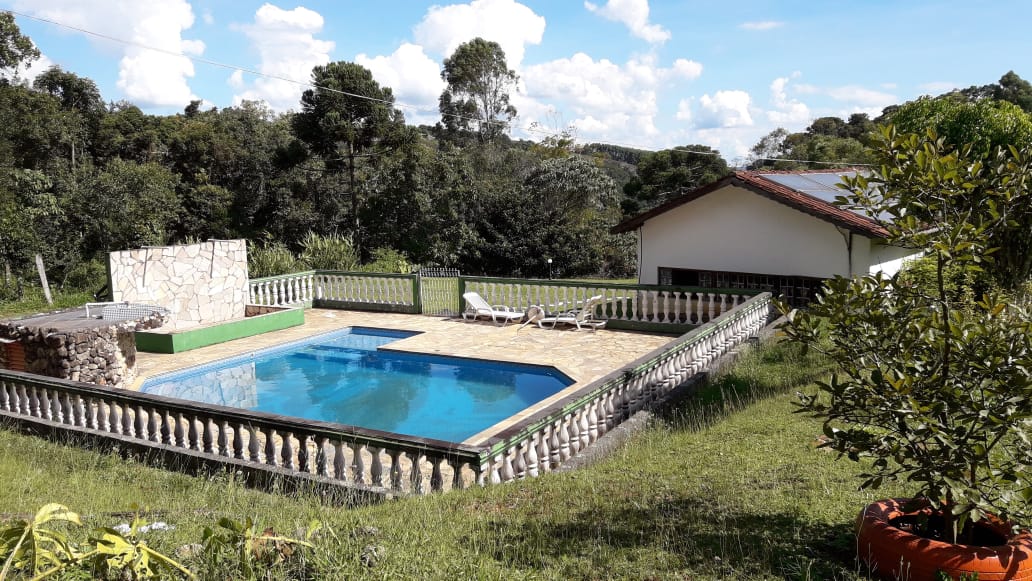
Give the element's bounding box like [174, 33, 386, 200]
[0, 503, 82, 580]
[298, 231, 358, 271]
[783, 127, 1032, 544]
[357, 247, 411, 273]
[247, 240, 300, 278]
[90, 515, 194, 580]
[201, 516, 316, 580]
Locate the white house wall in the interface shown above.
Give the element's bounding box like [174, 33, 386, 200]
[638, 185, 872, 284]
[868, 241, 922, 277]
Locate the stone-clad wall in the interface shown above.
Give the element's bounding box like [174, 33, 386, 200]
[109, 240, 249, 331]
[0, 315, 164, 387]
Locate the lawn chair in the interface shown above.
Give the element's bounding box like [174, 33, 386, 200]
[461, 292, 525, 326]
[537, 295, 607, 331]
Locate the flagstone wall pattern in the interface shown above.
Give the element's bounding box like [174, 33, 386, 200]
[109, 240, 249, 331]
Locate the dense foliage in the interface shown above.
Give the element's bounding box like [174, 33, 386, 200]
[784, 128, 1032, 544]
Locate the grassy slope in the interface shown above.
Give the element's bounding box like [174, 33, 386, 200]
[0, 341, 907, 580]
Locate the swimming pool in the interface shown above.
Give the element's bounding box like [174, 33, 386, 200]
[140, 327, 574, 442]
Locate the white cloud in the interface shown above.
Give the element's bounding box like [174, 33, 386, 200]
[356, 43, 445, 125]
[413, 0, 545, 67]
[232, 3, 334, 112]
[13, 52, 54, 84]
[202, 10, 214, 25]
[675, 99, 692, 122]
[825, 85, 897, 107]
[14, 0, 202, 108]
[696, 90, 753, 128]
[519, 53, 698, 143]
[739, 21, 784, 31]
[584, 0, 670, 44]
[670, 58, 703, 80]
[767, 75, 810, 125]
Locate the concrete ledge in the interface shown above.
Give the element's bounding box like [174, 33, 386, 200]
[135, 307, 304, 354]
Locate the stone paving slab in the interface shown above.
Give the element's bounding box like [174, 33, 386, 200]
[133, 309, 678, 445]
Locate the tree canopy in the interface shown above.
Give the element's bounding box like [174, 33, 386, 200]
[438, 38, 518, 143]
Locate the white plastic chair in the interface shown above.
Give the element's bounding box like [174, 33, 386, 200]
[461, 292, 525, 326]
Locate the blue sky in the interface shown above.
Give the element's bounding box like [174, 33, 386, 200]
[4, 0, 1030, 161]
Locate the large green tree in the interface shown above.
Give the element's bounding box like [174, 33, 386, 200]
[292, 62, 406, 251]
[438, 38, 518, 143]
[0, 11, 38, 76]
[882, 95, 1032, 152]
[623, 145, 730, 214]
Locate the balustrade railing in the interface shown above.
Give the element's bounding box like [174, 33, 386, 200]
[0, 292, 772, 495]
[462, 277, 761, 329]
[473, 292, 773, 483]
[249, 271, 419, 313]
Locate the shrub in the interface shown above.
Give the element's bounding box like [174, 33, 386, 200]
[62, 258, 108, 292]
[783, 128, 1032, 544]
[298, 232, 358, 272]
[357, 247, 412, 274]
[248, 241, 299, 278]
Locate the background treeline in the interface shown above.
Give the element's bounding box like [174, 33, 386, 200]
[1, 13, 1030, 296]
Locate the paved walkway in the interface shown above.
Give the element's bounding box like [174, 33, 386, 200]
[133, 309, 677, 444]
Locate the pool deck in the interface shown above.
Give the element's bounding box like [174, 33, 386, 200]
[133, 309, 678, 445]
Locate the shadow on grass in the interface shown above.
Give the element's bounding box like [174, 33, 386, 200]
[473, 496, 860, 579]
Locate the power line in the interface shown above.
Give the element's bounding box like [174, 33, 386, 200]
[8, 8, 875, 168]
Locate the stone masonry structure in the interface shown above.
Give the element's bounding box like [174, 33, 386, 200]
[109, 240, 249, 331]
[0, 312, 164, 387]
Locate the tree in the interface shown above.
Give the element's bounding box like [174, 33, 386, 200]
[883, 95, 1032, 152]
[0, 11, 39, 77]
[623, 145, 730, 214]
[292, 62, 406, 252]
[959, 70, 1032, 114]
[784, 127, 1032, 545]
[33, 67, 106, 169]
[438, 38, 518, 143]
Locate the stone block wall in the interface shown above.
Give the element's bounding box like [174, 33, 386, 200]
[0, 314, 164, 388]
[109, 240, 249, 331]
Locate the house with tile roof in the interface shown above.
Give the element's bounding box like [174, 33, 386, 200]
[610, 169, 921, 304]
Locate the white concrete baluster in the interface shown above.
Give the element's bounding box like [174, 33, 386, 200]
[369, 447, 384, 486]
[408, 452, 425, 493]
[37, 389, 49, 420]
[329, 440, 346, 479]
[567, 412, 581, 455]
[579, 408, 591, 448]
[449, 459, 466, 490]
[350, 443, 365, 484]
[313, 436, 327, 476]
[549, 421, 563, 468]
[247, 425, 261, 461]
[216, 420, 229, 456]
[232, 424, 245, 459]
[297, 434, 310, 472]
[202, 418, 215, 453]
[263, 427, 277, 466]
[499, 450, 515, 482]
[389, 450, 403, 491]
[512, 443, 526, 479]
[525, 436, 540, 478]
[430, 457, 444, 492]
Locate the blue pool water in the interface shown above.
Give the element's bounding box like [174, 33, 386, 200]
[140, 327, 573, 442]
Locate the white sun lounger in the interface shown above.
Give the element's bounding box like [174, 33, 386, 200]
[537, 294, 607, 331]
[461, 292, 525, 326]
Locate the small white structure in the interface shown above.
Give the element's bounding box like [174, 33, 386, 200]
[611, 170, 920, 303]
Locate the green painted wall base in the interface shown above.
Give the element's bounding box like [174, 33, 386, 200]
[135, 308, 304, 354]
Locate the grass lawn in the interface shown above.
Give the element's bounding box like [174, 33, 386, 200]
[0, 287, 94, 319]
[0, 340, 907, 579]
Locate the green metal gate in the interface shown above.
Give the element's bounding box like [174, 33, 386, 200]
[418, 268, 461, 316]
